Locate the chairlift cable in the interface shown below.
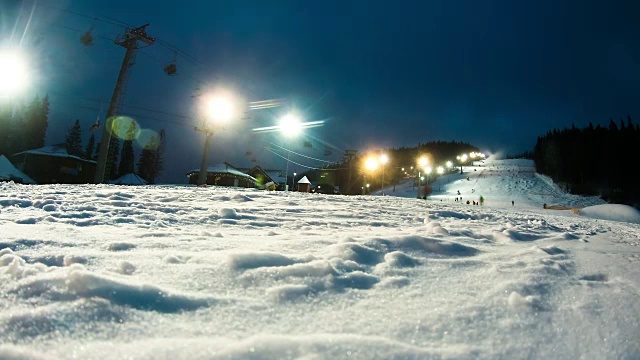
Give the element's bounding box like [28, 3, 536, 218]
[265, 141, 335, 164]
[264, 146, 347, 171]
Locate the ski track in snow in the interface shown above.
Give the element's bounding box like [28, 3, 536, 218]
[1, 159, 639, 359]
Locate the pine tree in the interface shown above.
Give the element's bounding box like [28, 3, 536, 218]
[105, 121, 121, 180]
[137, 129, 166, 184]
[118, 122, 136, 177]
[23, 95, 49, 151]
[0, 106, 10, 155]
[93, 142, 101, 160]
[0, 95, 48, 156]
[85, 134, 96, 160]
[151, 129, 166, 183]
[137, 135, 158, 183]
[65, 119, 83, 157]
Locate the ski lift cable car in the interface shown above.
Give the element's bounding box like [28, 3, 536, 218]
[164, 51, 177, 75]
[80, 26, 94, 46]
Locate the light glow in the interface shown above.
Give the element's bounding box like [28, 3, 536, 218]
[204, 93, 237, 123]
[380, 154, 389, 164]
[418, 157, 428, 167]
[364, 157, 378, 171]
[278, 112, 303, 138]
[0, 49, 29, 95]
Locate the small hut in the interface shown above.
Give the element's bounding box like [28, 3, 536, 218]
[110, 173, 148, 185]
[297, 176, 311, 192]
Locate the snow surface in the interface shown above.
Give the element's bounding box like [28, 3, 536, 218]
[1, 158, 639, 359]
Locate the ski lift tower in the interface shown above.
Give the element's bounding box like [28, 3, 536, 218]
[94, 24, 155, 183]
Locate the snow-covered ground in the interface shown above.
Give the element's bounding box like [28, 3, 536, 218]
[1, 158, 639, 359]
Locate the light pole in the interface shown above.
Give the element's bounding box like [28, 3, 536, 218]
[436, 166, 444, 192]
[364, 155, 378, 195]
[196, 93, 238, 186]
[457, 154, 468, 174]
[425, 166, 432, 184]
[417, 156, 428, 198]
[278, 112, 303, 191]
[380, 153, 389, 196]
[293, 172, 297, 191]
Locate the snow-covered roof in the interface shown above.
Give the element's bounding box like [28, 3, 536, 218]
[264, 170, 285, 183]
[110, 173, 148, 185]
[13, 144, 96, 164]
[0, 155, 36, 184]
[187, 163, 257, 181]
[297, 176, 311, 184]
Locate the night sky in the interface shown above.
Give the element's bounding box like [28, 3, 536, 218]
[3, 0, 639, 183]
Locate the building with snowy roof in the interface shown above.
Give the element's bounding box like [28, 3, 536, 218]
[186, 162, 257, 188]
[12, 144, 96, 184]
[238, 165, 286, 190]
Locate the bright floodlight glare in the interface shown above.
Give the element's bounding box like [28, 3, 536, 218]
[365, 156, 378, 171]
[425, 167, 432, 174]
[207, 95, 235, 123]
[0, 50, 29, 95]
[279, 113, 303, 137]
[461, 154, 468, 162]
[437, 166, 444, 174]
[380, 154, 389, 164]
[418, 157, 428, 167]
[446, 161, 453, 168]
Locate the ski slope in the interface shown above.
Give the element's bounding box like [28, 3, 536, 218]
[377, 157, 606, 210]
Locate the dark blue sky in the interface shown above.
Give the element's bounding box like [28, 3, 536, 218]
[4, 0, 639, 183]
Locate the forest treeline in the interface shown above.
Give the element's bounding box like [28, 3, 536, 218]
[1, 95, 165, 183]
[533, 116, 638, 204]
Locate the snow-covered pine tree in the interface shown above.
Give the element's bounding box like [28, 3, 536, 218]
[65, 119, 83, 157]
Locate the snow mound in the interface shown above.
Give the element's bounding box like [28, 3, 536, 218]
[577, 204, 640, 224]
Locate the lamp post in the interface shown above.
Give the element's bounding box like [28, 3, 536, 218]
[417, 156, 428, 198]
[425, 166, 432, 184]
[457, 154, 468, 174]
[364, 155, 378, 195]
[196, 93, 238, 186]
[380, 153, 389, 196]
[436, 166, 444, 192]
[293, 172, 297, 191]
[278, 112, 303, 191]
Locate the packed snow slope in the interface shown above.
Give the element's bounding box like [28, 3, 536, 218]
[378, 158, 606, 210]
[1, 158, 639, 360]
